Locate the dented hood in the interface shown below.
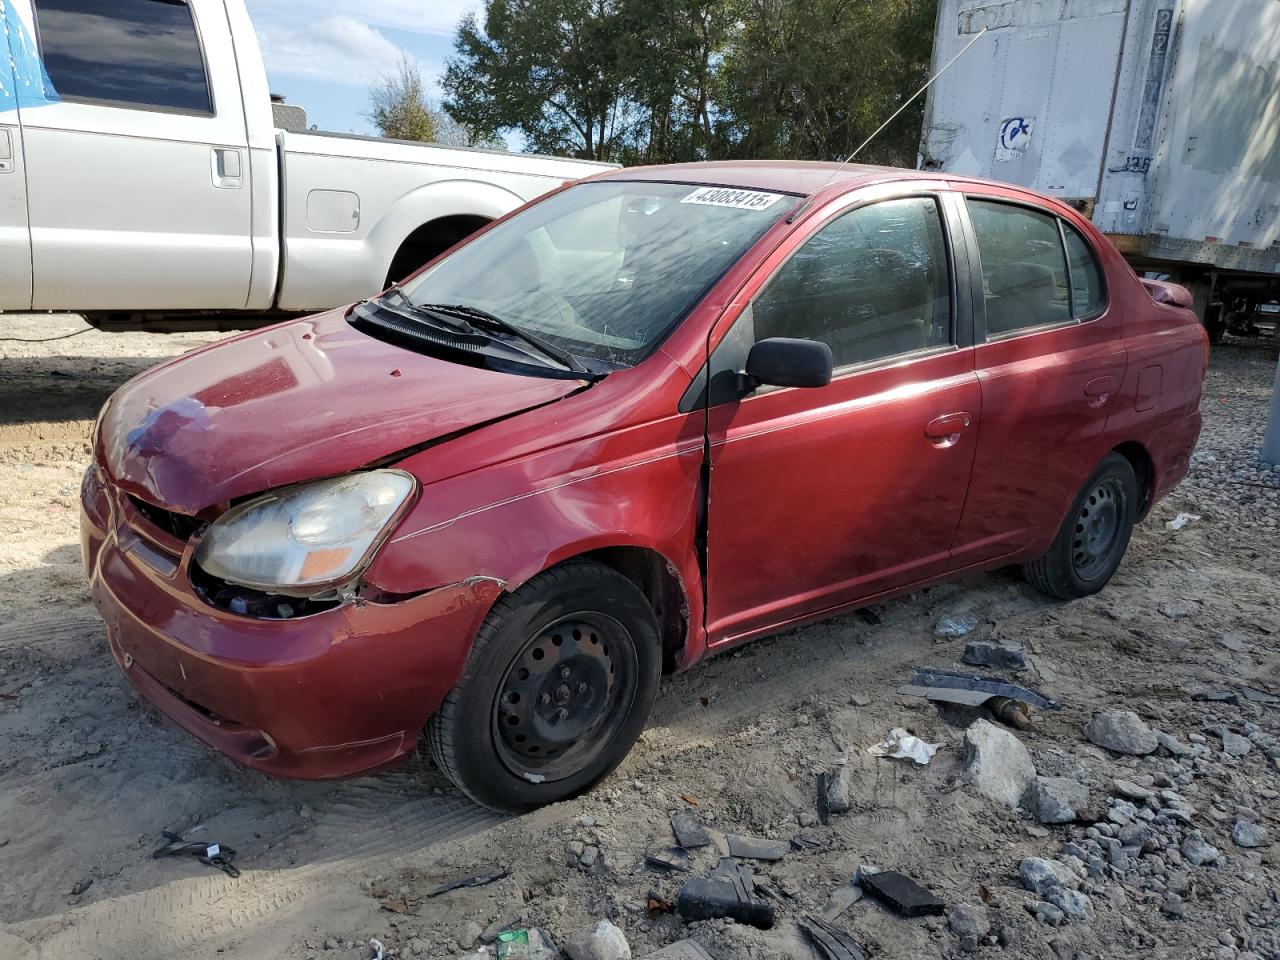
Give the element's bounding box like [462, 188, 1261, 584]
[99, 310, 584, 513]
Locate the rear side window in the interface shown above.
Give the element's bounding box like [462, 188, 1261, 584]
[751, 196, 952, 370]
[34, 0, 212, 114]
[968, 199, 1072, 337]
[1063, 223, 1106, 318]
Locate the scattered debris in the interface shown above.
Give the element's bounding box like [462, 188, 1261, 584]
[935, 615, 978, 638]
[1027, 776, 1091, 824]
[68, 878, 93, 897]
[798, 913, 868, 960]
[151, 831, 241, 878]
[645, 847, 692, 873]
[676, 872, 774, 929]
[962, 719, 1035, 808]
[867, 727, 938, 765]
[426, 865, 510, 897]
[899, 667, 1060, 713]
[368, 938, 387, 960]
[824, 765, 852, 815]
[860, 870, 945, 917]
[564, 920, 631, 960]
[497, 928, 561, 960]
[1192, 689, 1241, 706]
[669, 810, 710, 850]
[820, 885, 864, 922]
[961, 641, 1027, 671]
[1084, 711, 1158, 756]
[726, 834, 790, 861]
[1166, 512, 1200, 530]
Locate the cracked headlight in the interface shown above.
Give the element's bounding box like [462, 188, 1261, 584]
[194, 470, 416, 594]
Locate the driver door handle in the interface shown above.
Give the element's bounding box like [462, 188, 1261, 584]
[925, 412, 973, 447]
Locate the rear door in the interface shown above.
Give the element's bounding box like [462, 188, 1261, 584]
[704, 185, 982, 645]
[21, 0, 253, 311]
[948, 190, 1125, 567]
[0, 0, 36, 309]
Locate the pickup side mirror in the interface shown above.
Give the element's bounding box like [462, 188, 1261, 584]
[743, 337, 833, 391]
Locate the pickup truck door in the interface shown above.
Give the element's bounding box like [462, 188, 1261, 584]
[20, 0, 254, 311]
[0, 0, 35, 309]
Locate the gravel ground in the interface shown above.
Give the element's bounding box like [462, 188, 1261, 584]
[0, 314, 1277, 960]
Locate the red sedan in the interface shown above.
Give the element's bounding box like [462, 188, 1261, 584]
[81, 162, 1207, 811]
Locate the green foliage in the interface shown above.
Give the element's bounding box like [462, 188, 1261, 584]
[442, 0, 938, 165]
[367, 55, 440, 142]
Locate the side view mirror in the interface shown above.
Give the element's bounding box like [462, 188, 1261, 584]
[742, 337, 833, 391]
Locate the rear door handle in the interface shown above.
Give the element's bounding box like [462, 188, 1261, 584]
[925, 411, 973, 447]
[1085, 375, 1117, 406]
[211, 147, 243, 189]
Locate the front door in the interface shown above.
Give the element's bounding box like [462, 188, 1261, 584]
[0, 0, 36, 309]
[21, 0, 253, 311]
[704, 191, 981, 645]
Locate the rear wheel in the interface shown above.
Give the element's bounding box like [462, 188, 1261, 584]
[1023, 453, 1139, 600]
[427, 560, 661, 812]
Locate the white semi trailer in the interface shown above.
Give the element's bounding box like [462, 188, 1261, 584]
[919, 0, 1279, 345]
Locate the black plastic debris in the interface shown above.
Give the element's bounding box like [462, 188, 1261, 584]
[860, 870, 945, 917]
[899, 667, 1061, 711]
[152, 831, 241, 878]
[426, 865, 510, 897]
[645, 846, 692, 872]
[791, 833, 831, 852]
[961, 641, 1027, 671]
[1192, 690, 1241, 705]
[799, 914, 868, 960]
[727, 834, 790, 861]
[677, 874, 775, 929]
[816, 772, 831, 825]
[670, 810, 711, 849]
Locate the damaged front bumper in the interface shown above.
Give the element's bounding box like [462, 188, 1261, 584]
[81, 466, 497, 779]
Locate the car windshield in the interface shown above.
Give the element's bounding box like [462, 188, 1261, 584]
[397, 181, 801, 367]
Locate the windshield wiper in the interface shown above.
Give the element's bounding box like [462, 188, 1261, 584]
[416, 303, 598, 379]
[376, 289, 478, 335]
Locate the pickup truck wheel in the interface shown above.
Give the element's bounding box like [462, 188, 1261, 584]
[1023, 453, 1138, 600]
[427, 560, 661, 812]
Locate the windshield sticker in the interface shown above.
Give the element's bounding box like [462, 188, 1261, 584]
[680, 186, 784, 211]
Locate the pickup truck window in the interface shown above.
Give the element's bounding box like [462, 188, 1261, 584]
[398, 181, 801, 367]
[33, 0, 213, 114]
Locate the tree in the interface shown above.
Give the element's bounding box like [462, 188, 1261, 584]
[367, 55, 440, 142]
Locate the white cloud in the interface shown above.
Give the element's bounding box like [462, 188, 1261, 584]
[247, 0, 481, 39]
[254, 15, 402, 85]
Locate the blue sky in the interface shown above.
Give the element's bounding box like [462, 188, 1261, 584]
[243, 1, 482, 136]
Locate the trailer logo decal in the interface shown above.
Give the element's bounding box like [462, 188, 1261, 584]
[996, 117, 1035, 161]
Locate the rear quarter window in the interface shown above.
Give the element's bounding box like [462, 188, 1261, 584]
[1062, 223, 1107, 318]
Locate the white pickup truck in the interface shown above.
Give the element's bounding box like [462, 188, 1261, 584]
[0, 0, 612, 329]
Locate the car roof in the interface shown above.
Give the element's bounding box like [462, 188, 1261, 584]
[594, 160, 933, 197]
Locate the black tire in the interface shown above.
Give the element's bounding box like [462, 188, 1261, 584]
[1023, 452, 1139, 600]
[427, 560, 661, 812]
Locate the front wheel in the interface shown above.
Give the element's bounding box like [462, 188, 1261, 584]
[427, 560, 661, 812]
[1023, 453, 1139, 600]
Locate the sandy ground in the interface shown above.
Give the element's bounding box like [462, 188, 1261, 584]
[0, 314, 1277, 960]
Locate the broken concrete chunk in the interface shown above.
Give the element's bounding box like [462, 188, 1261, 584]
[669, 811, 710, 849]
[1232, 820, 1268, 849]
[564, 920, 631, 960]
[1180, 832, 1222, 866]
[1027, 776, 1090, 824]
[860, 870, 945, 917]
[826, 765, 853, 815]
[948, 903, 990, 941]
[962, 719, 1035, 808]
[1045, 886, 1094, 922]
[961, 641, 1026, 671]
[1019, 857, 1079, 896]
[1084, 711, 1158, 756]
[726, 835, 790, 861]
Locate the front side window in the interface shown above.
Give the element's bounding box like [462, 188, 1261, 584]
[749, 196, 952, 369]
[399, 182, 801, 367]
[968, 199, 1072, 336]
[34, 0, 212, 113]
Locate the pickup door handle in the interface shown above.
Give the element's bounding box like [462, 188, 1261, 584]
[1085, 375, 1117, 406]
[211, 147, 243, 188]
[925, 412, 973, 447]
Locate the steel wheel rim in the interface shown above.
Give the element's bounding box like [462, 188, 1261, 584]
[1072, 477, 1124, 581]
[492, 614, 638, 783]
